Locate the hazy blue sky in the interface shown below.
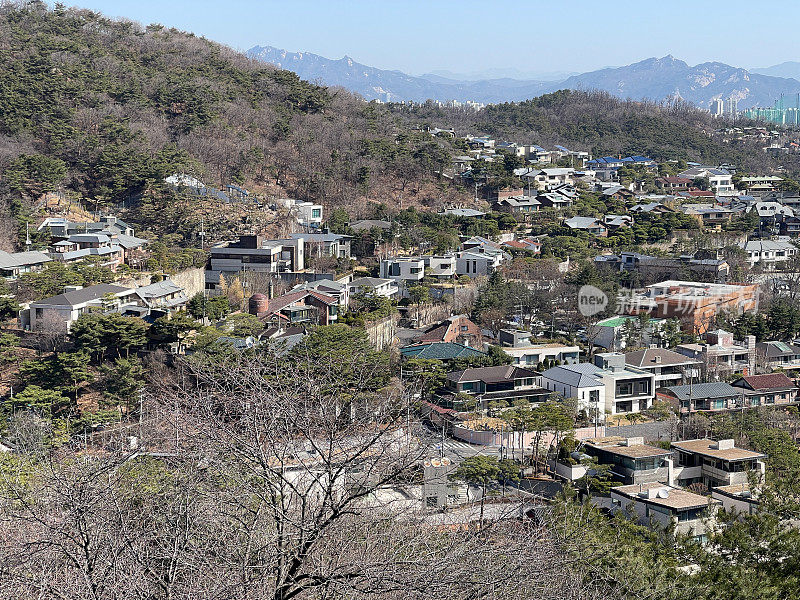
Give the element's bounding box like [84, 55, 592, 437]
[66, 0, 798, 75]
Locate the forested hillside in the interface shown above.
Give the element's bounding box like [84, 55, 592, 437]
[0, 2, 456, 247]
[399, 90, 784, 173]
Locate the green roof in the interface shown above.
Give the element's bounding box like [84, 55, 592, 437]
[400, 342, 486, 361]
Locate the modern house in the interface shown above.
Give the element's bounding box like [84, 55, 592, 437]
[0, 250, 51, 279]
[23, 284, 138, 332]
[542, 353, 655, 417]
[288, 233, 351, 259]
[277, 199, 323, 228]
[624, 348, 701, 387]
[678, 166, 735, 196]
[348, 277, 399, 299]
[671, 439, 766, 489]
[582, 437, 674, 485]
[497, 329, 579, 368]
[423, 255, 457, 279]
[609, 482, 720, 543]
[379, 257, 425, 283]
[206, 235, 305, 289]
[437, 365, 549, 410]
[456, 250, 503, 277]
[540, 363, 605, 416]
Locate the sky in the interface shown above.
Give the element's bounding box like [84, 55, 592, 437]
[64, 0, 800, 77]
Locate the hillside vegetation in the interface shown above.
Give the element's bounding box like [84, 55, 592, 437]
[399, 90, 784, 173]
[0, 2, 457, 248]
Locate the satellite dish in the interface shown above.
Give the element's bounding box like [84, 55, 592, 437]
[657, 488, 670, 499]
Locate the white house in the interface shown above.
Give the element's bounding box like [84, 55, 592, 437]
[348, 277, 399, 299]
[23, 284, 138, 332]
[379, 257, 425, 283]
[542, 353, 656, 417]
[456, 250, 504, 277]
[609, 482, 720, 543]
[540, 363, 606, 416]
[277, 198, 323, 228]
[678, 167, 735, 196]
[423, 255, 457, 279]
[741, 238, 798, 268]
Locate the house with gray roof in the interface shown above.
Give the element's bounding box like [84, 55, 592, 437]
[624, 348, 701, 387]
[564, 216, 607, 236]
[436, 365, 548, 410]
[0, 250, 51, 279]
[22, 284, 137, 332]
[348, 277, 398, 299]
[543, 353, 656, 417]
[134, 280, 189, 314]
[740, 238, 798, 268]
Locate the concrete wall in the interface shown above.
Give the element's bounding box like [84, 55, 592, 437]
[365, 314, 400, 351]
[452, 425, 604, 447]
[170, 267, 205, 298]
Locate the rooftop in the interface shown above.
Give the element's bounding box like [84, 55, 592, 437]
[33, 283, 132, 307]
[447, 365, 538, 384]
[585, 438, 672, 459]
[625, 348, 700, 368]
[671, 439, 766, 462]
[614, 482, 715, 511]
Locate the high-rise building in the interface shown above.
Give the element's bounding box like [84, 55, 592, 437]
[711, 98, 724, 116]
[724, 97, 738, 117]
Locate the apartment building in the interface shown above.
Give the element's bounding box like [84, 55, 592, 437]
[636, 281, 758, 335]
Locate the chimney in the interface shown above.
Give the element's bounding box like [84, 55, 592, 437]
[622, 437, 644, 447]
[654, 355, 662, 364]
[248, 293, 269, 316]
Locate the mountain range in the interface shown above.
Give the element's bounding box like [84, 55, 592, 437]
[247, 46, 800, 110]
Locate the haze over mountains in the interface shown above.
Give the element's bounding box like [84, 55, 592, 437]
[247, 45, 800, 110]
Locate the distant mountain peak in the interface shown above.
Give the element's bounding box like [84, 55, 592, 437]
[246, 45, 800, 109]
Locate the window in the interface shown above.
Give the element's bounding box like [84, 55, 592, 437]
[311, 209, 321, 218]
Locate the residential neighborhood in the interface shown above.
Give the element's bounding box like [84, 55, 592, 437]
[2, 3, 800, 597]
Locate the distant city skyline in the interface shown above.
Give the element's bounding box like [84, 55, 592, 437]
[64, 0, 800, 77]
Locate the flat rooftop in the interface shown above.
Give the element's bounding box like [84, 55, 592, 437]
[585, 439, 672, 459]
[614, 482, 715, 511]
[671, 439, 766, 462]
